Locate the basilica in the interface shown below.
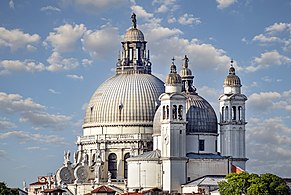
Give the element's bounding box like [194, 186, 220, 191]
[55, 13, 247, 194]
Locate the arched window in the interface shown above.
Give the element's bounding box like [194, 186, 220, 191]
[166, 105, 169, 119]
[221, 107, 225, 121]
[172, 105, 177, 119]
[238, 106, 242, 120]
[178, 105, 183, 120]
[108, 153, 117, 179]
[225, 106, 229, 121]
[124, 153, 130, 179]
[162, 106, 166, 119]
[232, 106, 236, 120]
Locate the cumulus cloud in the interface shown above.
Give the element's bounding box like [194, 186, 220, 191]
[178, 14, 201, 25]
[82, 23, 120, 59]
[81, 59, 93, 66]
[0, 118, 16, 130]
[19, 111, 71, 130]
[66, 74, 84, 80]
[0, 92, 72, 131]
[131, 5, 153, 19]
[9, 0, 14, 9]
[152, 0, 179, 13]
[0, 60, 45, 74]
[0, 27, 40, 51]
[216, 0, 237, 9]
[48, 89, 60, 94]
[265, 22, 291, 35]
[0, 92, 45, 113]
[243, 50, 291, 72]
[45, 23, 86, 52]
[40, 5, 61, 12]
[248, 90, 291, 113]
[252, 22, 291, 51]
[247, 117, 291, 177]
[0, 130, 67, 145]
[47, 51, 79, 71]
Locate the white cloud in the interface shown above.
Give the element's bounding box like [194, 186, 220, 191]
[0, 27, 40, 51]
[45, 23, 86, 52]
[0, 130, 67, 145]
[66, 74, 84, 80]
[178, 14, 201, 25]
[152, 0, 178, 13]
[0, 60, 45, 74]
[48, 89, 60, 94]
[131, 5, 153, 19]
[47, 52, 79, 71]
[244, 50, 291, 72]
[81, 59, 93, 66]
[0, 92, 45, 113]
[19, 111, 71, 130]
[40, 5, 61, 12]
[0, 118, 16, 130]
[248, 90, 291, 113]
[216, 0, 237, 9]
[247, 117, 291, 177]
[0, 92, 73, 131]
[252, 34, 281, 43]
[82, 24, 120, 59]
[265, 22, 291, 35]
[9, 0, 14, 9]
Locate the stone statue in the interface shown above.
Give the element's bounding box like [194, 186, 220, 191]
[73, 151, 78, 164]
[94, 156, 102, 183]
[131, 13, 137, 28]
[108, 172, 112, 183]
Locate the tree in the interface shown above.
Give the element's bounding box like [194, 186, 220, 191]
[218, 172, 290, 195]
[0, 182, 18, 195]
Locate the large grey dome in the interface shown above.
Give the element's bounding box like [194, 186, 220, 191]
[83, 74, 164, 128]
[186, 94, 217, 134]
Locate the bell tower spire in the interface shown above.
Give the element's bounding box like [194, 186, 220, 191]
[219, 60, 248, 170]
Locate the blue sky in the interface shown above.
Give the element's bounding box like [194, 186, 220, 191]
[0, 0, 290, 188]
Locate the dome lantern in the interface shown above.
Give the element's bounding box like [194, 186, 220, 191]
[165, 58, 182, 93]
[116, 13, 151, 74]
[223, 60, 242, 94]
[180, 55, 196, 94]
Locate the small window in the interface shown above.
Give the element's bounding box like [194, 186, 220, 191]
[221, 107, 224, 121]
[172, 105, 177, 119]
[199, 140, 205, 151]
[232, 106, 236, 120]
[178, 105, 183, 120]
[166, 105, 169, 119]
[162, 106, 166, 119]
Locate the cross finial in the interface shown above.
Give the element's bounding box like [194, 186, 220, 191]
[172, 57, 175, 64]
[230, 59, 234, 67]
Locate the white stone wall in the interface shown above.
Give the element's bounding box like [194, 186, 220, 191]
[187, 158, 230, 181]
[127, 160, 162, 191]
[186, 134, 217, 154]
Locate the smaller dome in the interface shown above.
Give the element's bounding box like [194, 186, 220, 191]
[165, 62, 182, 85]
[180, 68, 192, 77]
[224, 66, 241, 87]
[124, 28, 144, 42]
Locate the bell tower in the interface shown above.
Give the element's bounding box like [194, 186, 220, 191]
[219, 60, 248, 169]
[160, 58, 187, 193]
